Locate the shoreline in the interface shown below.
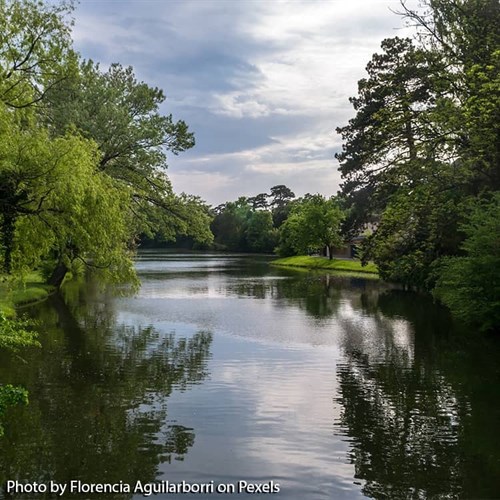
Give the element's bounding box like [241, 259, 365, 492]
[0, 273, 55, 317]
[270, 255, 378, 275]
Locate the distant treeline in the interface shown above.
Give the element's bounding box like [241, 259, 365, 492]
[141, 185, 346, 260]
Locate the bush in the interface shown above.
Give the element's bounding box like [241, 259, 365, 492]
[434, 194, 500, 332]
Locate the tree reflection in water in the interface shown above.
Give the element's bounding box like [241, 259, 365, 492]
[335, 290, 500, 499]
[230, 271, 500, 498]
[0, 281, 212, 499]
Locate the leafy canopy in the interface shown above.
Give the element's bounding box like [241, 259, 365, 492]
[434, 194, 500, 331]
[277, 195, 344, 258]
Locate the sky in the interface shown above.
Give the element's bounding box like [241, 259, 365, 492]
[71, 0, 417, 206]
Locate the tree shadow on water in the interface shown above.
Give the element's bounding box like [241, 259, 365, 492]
[0, 285, 213, 499]
[334, 289, 500, 499]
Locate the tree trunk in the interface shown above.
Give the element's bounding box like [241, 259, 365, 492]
[328, 245, 333, 260]
[1, 213, 15, 274]
[47, 261, 68, 288]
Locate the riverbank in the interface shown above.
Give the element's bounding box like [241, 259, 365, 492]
[0, 273, 54, 317]
[271, 255, 378, 275]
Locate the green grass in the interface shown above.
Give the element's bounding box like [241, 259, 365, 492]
[0, 272, 54, 316]
[271, 255, 378, 275]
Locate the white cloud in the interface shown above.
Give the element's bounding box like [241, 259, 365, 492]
[212, 94, 271, 119]
[167, 125, 348, 203]
[72, 0, 419, 204]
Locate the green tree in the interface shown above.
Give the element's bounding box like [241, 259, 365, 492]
[336, 37, 447, 234]
[277, 195, 344, 259]
[0, 103, 136, 286]
[434, 194, 500, 331]
[210, 198, 251, 251]
[337, 1, 500, 291]
[245, 210, 277, 253]
[0, 20, 211, 282]
[0, 0, 77, 108]
[44, 60, 205, 245]
[210, 196, 278, 253]
[359, 184, 463, 288]
[248, 193, 269, 210]
[269, 184, 295, 227]
[399, 0, 500, 190]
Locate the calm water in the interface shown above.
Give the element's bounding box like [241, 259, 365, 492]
[1, 252, 499, 499]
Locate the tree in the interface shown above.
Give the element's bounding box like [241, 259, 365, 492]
[359, 184, 463, 288]
[210, 198, 251, 251]
[277, 195, 344, 259]
[44, 60, 204, 246]
[337, 1, 500, 291]
[336, 37, 451, 232]
[245, 210, 277, 253]
[210, 196, 278, 253]
[0, 0, 77, 109]
[0, 103, 136, 286]
[268, 185, 295, 227]
[247, 193, 268, 210]
[433, 194, 500, 331]
[398, 0, 500, 190]
[269, 185, 295, 208]
[399, 0, 500, 69]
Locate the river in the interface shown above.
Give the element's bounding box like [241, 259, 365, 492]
[0, 252, 499, 499]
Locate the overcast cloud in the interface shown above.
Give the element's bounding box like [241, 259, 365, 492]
[72, 0, 417, 205]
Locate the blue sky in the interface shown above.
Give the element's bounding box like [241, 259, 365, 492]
[72, 0, 416, 206]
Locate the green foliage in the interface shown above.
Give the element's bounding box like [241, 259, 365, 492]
[462, 50, 500, 187]
[245, 211, 278, 252]
[337, 0, 500, 325]
[210, 196, 277, 253]
[9, 286, 50, 305]
[269, 185, 295, 209]
[0, 311, 40, 352]
[0, 384, 28, 437]
[275, 211, 301, 257]
[277, 195, 344, 258]
[0, 0, 211, 439]
[0, 0, 211, 285]
[44, 60, 206, 246]
[0, 102, 137, 285]
[360, 184, 463, 288]
[268, 184, 295, 227]
[0, 0, 77, 108]
[272, 255, 378, 275]
[434, 194, 500, 331]
[211, 198, 251, 251]
[0, 311, 38, 438]
[336, 37, 446, 233]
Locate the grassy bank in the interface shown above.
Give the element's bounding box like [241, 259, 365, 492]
[271, 255, 378, 275]
[0, 272, 54, 317]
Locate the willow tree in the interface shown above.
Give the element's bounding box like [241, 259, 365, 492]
[0, 103, 137, 286]
[1, 0, 213, 285]
[44, 60, 213, 252]
[0, 0, 77, 109]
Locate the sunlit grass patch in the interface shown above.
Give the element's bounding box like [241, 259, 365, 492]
[0, 272, 54, 315]
[271, 255, 378, 275]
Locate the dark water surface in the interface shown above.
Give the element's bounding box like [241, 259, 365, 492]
[1, 252, 499, 499]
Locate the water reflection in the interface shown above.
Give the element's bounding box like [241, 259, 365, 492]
[0, 282, 212, 499]
[1, 254, 499, 500]
[335, 291, 500, 499]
